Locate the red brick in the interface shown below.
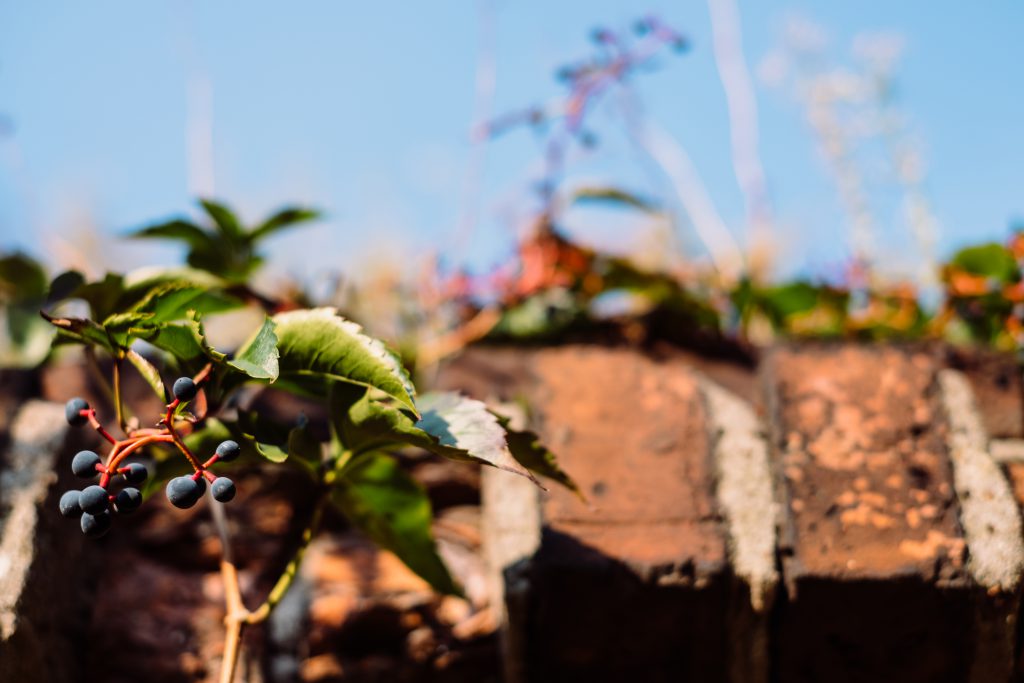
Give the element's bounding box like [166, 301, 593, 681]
[765, 345, 974, 682]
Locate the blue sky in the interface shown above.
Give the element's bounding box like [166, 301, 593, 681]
[0, 1, 1021, 284]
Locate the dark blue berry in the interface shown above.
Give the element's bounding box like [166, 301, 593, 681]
[211, 477, 236, 503]
[166, 476, 205, 509]
[79, 485, 109, 515]
[71, 450, 101, 478]
[64, 398, 90, 427]
[122, 462, 148, 485]
[115, 487, 142, 514]
[172, 377, 198, 402]
[215, 440, 241, 463]
[59, 490, 82, 518]
[80, 511, 112, 537]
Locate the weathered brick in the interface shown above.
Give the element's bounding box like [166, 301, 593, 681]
[765, 345, 1019, 682]
[0, 401, 97, 683]
[945, 347, 1024, 439]
[440, 346, 750, 682]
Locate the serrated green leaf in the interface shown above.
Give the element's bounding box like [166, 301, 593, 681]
[230, 317, 280, 380]
[143, 314, 225, 363]
[251, 207, 320, 240]
[415, 392, 539, 483]
[130, 282, 241, 323]
[126, 348, 166, 400]
[331, 453, 458, 595]
[329, 384, 539, 484]
[495, 414, 582, 499]
[273, 308, 416, 412]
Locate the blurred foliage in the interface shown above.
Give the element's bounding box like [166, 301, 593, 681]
[128, 198, 320, 286]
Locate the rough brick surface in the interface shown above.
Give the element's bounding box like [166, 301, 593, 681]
[0, 401, 96, 683]
[766, 345, 985, 683]
[946, 347, 1024, 439]
[440, 345, 739, 682]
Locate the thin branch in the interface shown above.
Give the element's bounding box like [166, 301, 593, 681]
[707, 0, 774, 272]
[83, 346, 117, 407]
[112, 355, 129, 434]
[211, 495, 247, 683]
[246, 493, 327, 624]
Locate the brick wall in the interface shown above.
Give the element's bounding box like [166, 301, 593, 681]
[439, 342, 1024, 683]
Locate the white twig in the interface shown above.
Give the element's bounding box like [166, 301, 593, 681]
[708, 0, 774, 260]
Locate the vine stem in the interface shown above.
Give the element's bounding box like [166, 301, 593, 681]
[112, 355, 128, 435]
[211, 494, 247, 683]
[215, 486, 329, 682]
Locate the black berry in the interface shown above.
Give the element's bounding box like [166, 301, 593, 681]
[115, 487, 142, 514]
[211, 477, 236, 503]
[80, 511, 112, 538]
[79, 485, 109, 515]
[71, 450, 101, 478]
[166, 476, 205, 509]
[172, 377, 198, 402]
[122, 462, 148, 485]
[64, 398, 90, 427]
[215, 440, 241, 463]
[59, 490, 82, 518]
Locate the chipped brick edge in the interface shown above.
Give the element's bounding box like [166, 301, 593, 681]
[480, 465, 541, 683]
[0, 401, 67, 636]
[939, 369, 1024, 683]
[701, 377, 777, 683]
[939, 369, 1024, 592]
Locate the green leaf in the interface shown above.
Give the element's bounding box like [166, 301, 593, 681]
[251, 207, 320, 240]
[143, 313, 225, 363]
[126, 219, 213, 250]
[129, 282, 241, 323]
[199, 198, 244, 241]
[47, 271, 86, 303]
[126, 348, 166, 400]
[331, 453, 458, 595]
[288, 418, 324, 467]
[759, 282, 820, 320]
[415, 392, 539, 483]
[122, 265, 228, 293]
[273, 308, 416, 412]
[235, 410, 320, 467]
[329, 382, 425, 454]
[0, 253, 47, 301]
[237, 410, 290, 463]
[571, 186, 660, 213]
[40, 312, 115, 350]
[230, 317, 280, 380]
[63, 273, 126, 320]
[950, 243, 1019, 283]
[495, 414, 582, 499]
[329, 384, 539, 484]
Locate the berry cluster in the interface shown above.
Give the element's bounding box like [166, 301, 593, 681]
[57, 373, 240, 538]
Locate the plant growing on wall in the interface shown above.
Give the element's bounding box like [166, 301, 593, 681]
[40, 203, 576, 681]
